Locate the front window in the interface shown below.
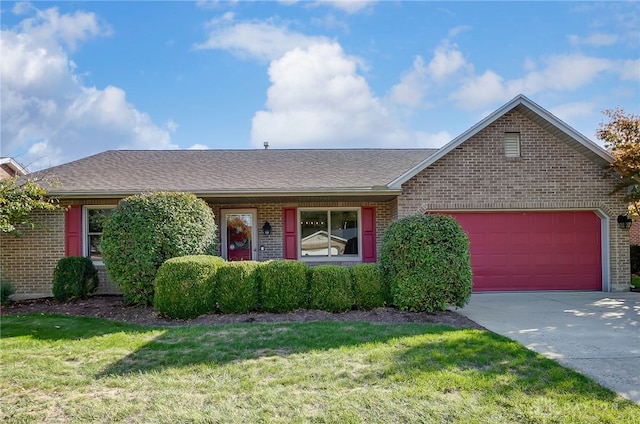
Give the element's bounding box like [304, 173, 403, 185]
[86, 207, 115, 260]
[300, 209, 359, 259]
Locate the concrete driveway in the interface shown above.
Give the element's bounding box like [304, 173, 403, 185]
[457, 291, 640, 403]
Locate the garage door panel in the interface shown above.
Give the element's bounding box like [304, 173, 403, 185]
[443, 211, 601, 291]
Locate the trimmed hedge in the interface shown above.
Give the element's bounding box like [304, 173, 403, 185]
[259, 260, 308, 313]
[308, 265, 354, 312]
[102, 192, 218, 305]
[351, 263, 387, 310]
[154, 255, 225, 319]
[52, 256, 99, 301]
[215, 261, 261, 314]
[380, 214, 473, 312]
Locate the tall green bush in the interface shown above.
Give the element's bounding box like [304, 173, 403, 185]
[351, 263, 388, 310]
[259, 260, 308, 313]
[308, 265, 353, 312]
[52, 257, 99, 301]
[153, 255, 225, 319]
[102, 192, 218, 305]
[215, 261, 261, 314]
[380, 214, 472, 312]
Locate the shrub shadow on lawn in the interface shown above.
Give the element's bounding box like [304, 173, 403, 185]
[95, 321, 458, 378]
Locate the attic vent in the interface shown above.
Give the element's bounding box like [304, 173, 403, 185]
[504, 132, 521, 158]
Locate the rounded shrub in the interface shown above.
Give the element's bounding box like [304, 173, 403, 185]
[351, 263, 388, 310]
[259, 260, 308, 313]
[215, 261, 261, 314]
[153, 255, 225, 319]
[308, 265, 353, 312]
[102, 192, 218, 305]
[380, 214, 472, 312]
[52, 256, 99, 301]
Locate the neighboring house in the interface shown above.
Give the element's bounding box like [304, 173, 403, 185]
[0, 95, 631, 296]
[0, 157, 27, 179]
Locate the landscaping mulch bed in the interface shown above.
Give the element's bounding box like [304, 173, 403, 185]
[1, 295, 485, 329]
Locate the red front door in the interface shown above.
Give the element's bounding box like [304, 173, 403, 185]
[223, 210, 256, 261]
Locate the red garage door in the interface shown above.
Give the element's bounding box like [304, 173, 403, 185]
[443, 211, 602, 291]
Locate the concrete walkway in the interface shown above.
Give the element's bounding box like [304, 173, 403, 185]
[457, 291, 640, 404]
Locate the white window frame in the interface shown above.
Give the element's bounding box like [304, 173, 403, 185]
[298, 207, 362, 262]
[83, 205, 116, 264]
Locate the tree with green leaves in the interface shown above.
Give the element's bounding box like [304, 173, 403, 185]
[0, 176, 62, 235]
[597, 108, 640, 215]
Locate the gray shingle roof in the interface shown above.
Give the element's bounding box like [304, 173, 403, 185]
[35, 149, 437, 197]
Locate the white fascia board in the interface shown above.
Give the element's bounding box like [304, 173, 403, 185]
[0, 157, 28, 175]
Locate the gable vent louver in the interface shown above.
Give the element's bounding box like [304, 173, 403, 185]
[504, 132, 521, 158]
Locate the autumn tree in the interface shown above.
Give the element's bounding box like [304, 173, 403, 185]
[597, 108, 640, 215]
[0, 176, 63, 235]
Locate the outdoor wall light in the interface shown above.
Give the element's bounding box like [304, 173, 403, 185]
[617, 214, 633, 230]
[263, 221, 272, 235]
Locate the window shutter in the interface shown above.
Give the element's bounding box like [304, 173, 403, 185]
[283, 207, 298, 260]
[361, 206, 376, 263]
[504, 132, 521, 157]
[65, 205, 82, 257]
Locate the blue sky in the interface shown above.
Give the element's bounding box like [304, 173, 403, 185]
[1, 1, 638, 171]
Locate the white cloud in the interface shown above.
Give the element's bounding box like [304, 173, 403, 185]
[316, 1, 376, 14]
[15, 5, 112, 52]
[415, 131, 452, 149]
[427, 41, 469, 82]
[188, 143, 209, 150]
[549, 102, 596, 122]
[389, 56, 427, 108]
[251, 42, 417, 148]
[619, 59, 640, 81]
[194, 17, 329, 61]
[450, 54, 625, 110]
[568, 33, 619, 47]
[389, 39, 471, 109]
[0, 5, 175, 170]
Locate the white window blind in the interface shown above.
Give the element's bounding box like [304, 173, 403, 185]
[505, 132, 521, 158]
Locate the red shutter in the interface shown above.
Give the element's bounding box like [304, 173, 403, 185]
[361, 206, 376, 263]
[65, 205, 83, 256]
[283, 207, 298, 260]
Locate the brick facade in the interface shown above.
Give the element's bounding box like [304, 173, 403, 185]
[0, 210, 65, 296]
[396, 110, 629, 292]
[212, 200, 392, 262]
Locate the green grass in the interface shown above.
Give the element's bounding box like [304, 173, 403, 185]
[1, 315, 637, 423]
[631, 275, 640, 288]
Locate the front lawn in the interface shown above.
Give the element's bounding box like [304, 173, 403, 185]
[1, 315, 637, 423]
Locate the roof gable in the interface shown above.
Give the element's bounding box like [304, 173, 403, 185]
[387, 94, 613, 189]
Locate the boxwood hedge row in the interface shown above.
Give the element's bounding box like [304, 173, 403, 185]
[152, 258, 396, 319]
